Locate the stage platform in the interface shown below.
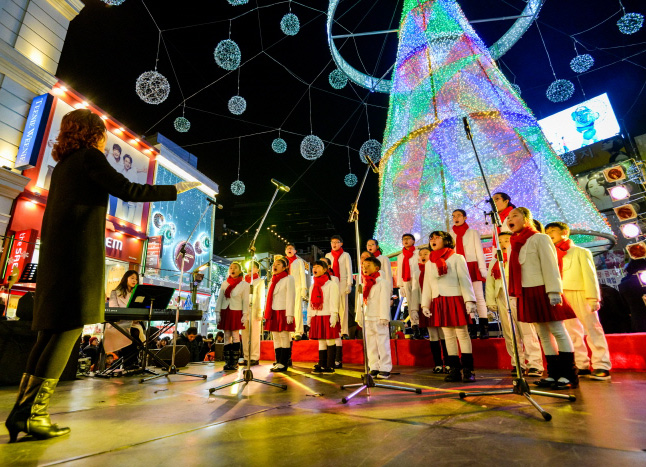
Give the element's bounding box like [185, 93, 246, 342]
[1, 362, 646, 466]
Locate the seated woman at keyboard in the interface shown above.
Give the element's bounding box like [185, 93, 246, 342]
[105, 270, 145, 366]
[109, 270, 139, 307]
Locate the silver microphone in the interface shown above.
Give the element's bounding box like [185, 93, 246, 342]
[271, 178, 291, 192]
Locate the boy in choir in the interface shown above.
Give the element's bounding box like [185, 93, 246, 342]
[358, 256, 393, 379]
[285, 244, 308, 339]
[545, 222, 611, 381]
[421, 231, 477, 383]
[367, 239, 393, 293]
[264, 257, 296, 373]
[307, 260, 341, 374]
[485, 232, 544, 377]
[451, 209, 489, 339]
[214, 262, 250, 371]
[396, 233, 421, 339]
[325, 235, 353, 366]
[240, 261, 264, 366]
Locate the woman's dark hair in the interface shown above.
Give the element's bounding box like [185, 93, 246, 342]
[115, 270, 139, 298]
[429, 231, 455, 249]
[453, 209, 467, 217]
[362, 256, 382, 269]
[533, 219, 544, 233]
[493, 192, 516, 209]
[275, 256, 289, 270]
[367, 238, 383, 255]
[52, 109, 106, 162]
[314, 259, 329, 270]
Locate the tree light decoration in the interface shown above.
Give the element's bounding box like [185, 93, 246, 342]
[280, 13, 300, 36]
[360, 139, 382, 165]
[570, 54, 594, 73]
[374, 0, 611, 254]
[101, 0, 126, 5]
[300, 135, 324, 160]
[214, 39, 241, 71]
[344, 173, 358, 187]
[135, 71, 170, 104]
[227, 0, 248, 5]
[546, 79, 575, 103]
[174, 116, 190, 133]
[329, 69, 348, 90]
[272, 138, 287, 153]
[228, 95, 247, 115]
[510, 83, 521, 96]
[231, 180, 245, 196]
[617, 12, 644, 35]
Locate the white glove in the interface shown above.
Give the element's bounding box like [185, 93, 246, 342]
[480, 268, 488, 279]
[286, 315, 294, 324]
[587, 299, 601, 312]
[379, 319, 389, 327]
[306, 316, 311, 326]
[174, 181, 201, 194]
[330, 313, 338, 327]
[488, 305, 498, 312]
[548, 292, 562, 306]
[400, 288, 406, 298]
[466, 302, 477, 317]
[346, 285, 352, 295]
[301, 289, 309, 301]
[242, 314, 248, 324]
[409, 309, 419, 325]
[422, 307, 431, 318]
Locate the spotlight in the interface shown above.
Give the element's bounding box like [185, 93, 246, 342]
[603, 165, 626, 183]
[638, 271, 646, 287]
[609, 185, 630, 201]
[620, 222, 641, 239]
[626, 241, 646, 259]
[614, 204, 638, 221]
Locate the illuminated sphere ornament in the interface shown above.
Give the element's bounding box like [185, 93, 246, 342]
[231, 180, 245, 196]
[359, 139, 382, 164]
[228, 95, 247, 115]
[344, 173, 358, 187]
[560, 151, 577, 167]
[570, 54, 594, 73]
[329, 69, 348, 90]
[546, 79, 575, 103]
[101, 0, 126, 5]
[510, 83, 521, 96]
[617, 12, 644, 35]
[300, 135, 324, 160]
[280, 13, 300, 36]
[227, 0, 248, 5]
[135, 71, 170, 104]
[214, 39, 241, 71]
[174, 116, 190, 133]
[272, 138, 287, 154]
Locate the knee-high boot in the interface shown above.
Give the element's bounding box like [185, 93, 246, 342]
[535, 354, 559, 387]
[554, 352, 579, 389]
[440, 339, 450, 373]
[325, 345, 336, 374]
[229, 342, 240, 370]
[222, 344, 232, 370]
[444, 356, 462, 382]
[312, 349, 326, 373]
[271, 348, 285, 372]
[429, 341, 443, 373]
[335, 344, 343, 369]
[461, 353, 476, 382]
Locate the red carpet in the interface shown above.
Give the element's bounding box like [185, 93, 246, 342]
[260, 333, 646, 370]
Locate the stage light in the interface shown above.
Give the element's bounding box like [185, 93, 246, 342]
[626, 241, 646, 259]
[100, 115, 108, 120]
[614, 204, 637, 221]
[638, 270, 646, 287]
[609, 185, 630, 201]
[603, 165, 626, 183]
[620, 223, 641, 239]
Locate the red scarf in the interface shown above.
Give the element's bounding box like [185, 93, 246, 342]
[555, 239, 573, 276]
[224, 276, 243, 298]
[508, 226, 538, 297]
[494, 206, 514, 246]
[310, 275, 329, 310]
[363, 271, 380, 302]
[264, 271, 288, 317]
[491, 252, 508, 280]
[452, 223, 469, 256]
[430, 248, 454, 276]
[244, 273, 259, 283]
[286, 255, 298, 268]
[418, 263, 426, 290]
[401, 246, 415, 282]
[330, 248, 344, 277]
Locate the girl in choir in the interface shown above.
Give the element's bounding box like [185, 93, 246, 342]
[307, 260, 340, 374]
[421, 231, 477, 383]
[493, 192, 515, 234]
[214, 262, 250, 371]
[506, 208, 578, 389]
[264, 257, 296, 373]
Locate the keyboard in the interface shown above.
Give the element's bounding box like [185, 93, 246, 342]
[104, 307, 203, 322]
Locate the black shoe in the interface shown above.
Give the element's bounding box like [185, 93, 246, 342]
[590, 369, 611, 381]
[312, 365, 324, 374]
[240, 360, 249, 366]
[335, 345, 343, 369]
[321, 367, 336, 375]
[433, 366, 444, 374]
[468, 323, 478, 339]
[462, 368, 476, 383]
[534, 377, 556, 387]
[369, 370, 380, 377]
[249, 360, 259, 366]
[511, 367, 518, 376]
[534, 354, 559, 387]
[526, 368, 542, 377]
[444, 356, 462, 382]
[461, 353, 476, 382]
[412, 325, 422, 340]
[577, 368, 592, 376]
[377, 372, 391, 379]
[553, 352, 578, 389]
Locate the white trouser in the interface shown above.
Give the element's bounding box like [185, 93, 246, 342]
[339, 290, 349, 335]
[534, 321, 574, 355]
[442, 326, 472, 355]
[318, 339, 336, 349]
[563, 290, 612, 370]
[497, 293, 543, 370]
[224, 329, 240, 344]
[241, 318, 261, 360]
[401, 281, 420, 325]
[473, 281, 488, 319]
[294, 298, 304, 334]
[365, 319, 392, 372]
[427, 327, 445, 341]
[271, 331, 291, 348]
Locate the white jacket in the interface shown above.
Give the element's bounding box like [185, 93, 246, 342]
[358, 276, 391, 322]
[421, 254, 476, 308]
[307, 279, 340, 319]
[249, 277, 265, 320]
[450, 227, 487, 278]
[561, 245, 600, 300]
[376, 254, 393, 291]
[396, 249, 420, 289]
[215, 279, 250, 315]
[289, 256, 308, 300]
[515, 233, 563, 294]
[325, 251, 353, 294]
[485, 259, 509, 308]
[269, 274, 296, 317]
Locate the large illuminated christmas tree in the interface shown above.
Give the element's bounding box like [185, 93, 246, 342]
[374, 0, 612, 253]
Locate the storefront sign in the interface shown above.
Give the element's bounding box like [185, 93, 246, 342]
[105, 231, 144, 263]
[146, 236, 163, 269]
[15, 94, 54, 170]
[4, 229, 38, 283]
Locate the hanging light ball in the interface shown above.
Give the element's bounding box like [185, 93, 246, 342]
[560, 151, 578, 167]
[570, 54, 594, 73]
[214, 39, 241, 71]
[228, 95, 247, 115]
[231, 180, 246, 196]
[510, 83, 522, 96]
[300, 135, 325, 160]
[344, 173, 358, 187]
[329, 69, 348, 90]
[546, 79, 575, 103]
[617, 12, 644, 35]
[280, 13, 300, 36]
[272, 138, 287, 154]
[101, 0, 126, 5]
[359, 139, 382, 165]
[135, 71, 170, 105]
[173, 116, 191, 133]
[227, 0, 248, 5]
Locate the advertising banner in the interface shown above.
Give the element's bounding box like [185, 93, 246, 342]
[146, 235, 163, 269]
[4, 229, 38, 283]
[15, 94, 54, 170]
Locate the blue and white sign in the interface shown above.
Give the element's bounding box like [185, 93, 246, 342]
[15, 93, 54, 170]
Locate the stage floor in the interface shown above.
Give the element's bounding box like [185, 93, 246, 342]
[1, 363, 645, 466]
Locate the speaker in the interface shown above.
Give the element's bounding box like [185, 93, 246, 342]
[152, 345, 190, 368]
[16, 292, 34, 321]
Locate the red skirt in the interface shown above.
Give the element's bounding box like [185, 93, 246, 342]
[428, 296, 473, 327]
[516, 286, 577, 323]
[418, 312, 435, 328]
[467, 261, 486, 282]
[309, 315, 340, 339]
[264, 309, 295, 332]
[219, 307, 244, 331]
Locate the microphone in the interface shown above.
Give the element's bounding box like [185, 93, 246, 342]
[463, 116, 472, 141]
[206, 197, 223, 209]
[271, 178, 291, 192]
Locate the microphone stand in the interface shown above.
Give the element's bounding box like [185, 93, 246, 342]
[340, 163, 422, 403]
[457, 117, 575, 420]
[209, 182, 288, 393]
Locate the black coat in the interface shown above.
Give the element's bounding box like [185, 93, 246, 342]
[33, 148, 177, 331]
